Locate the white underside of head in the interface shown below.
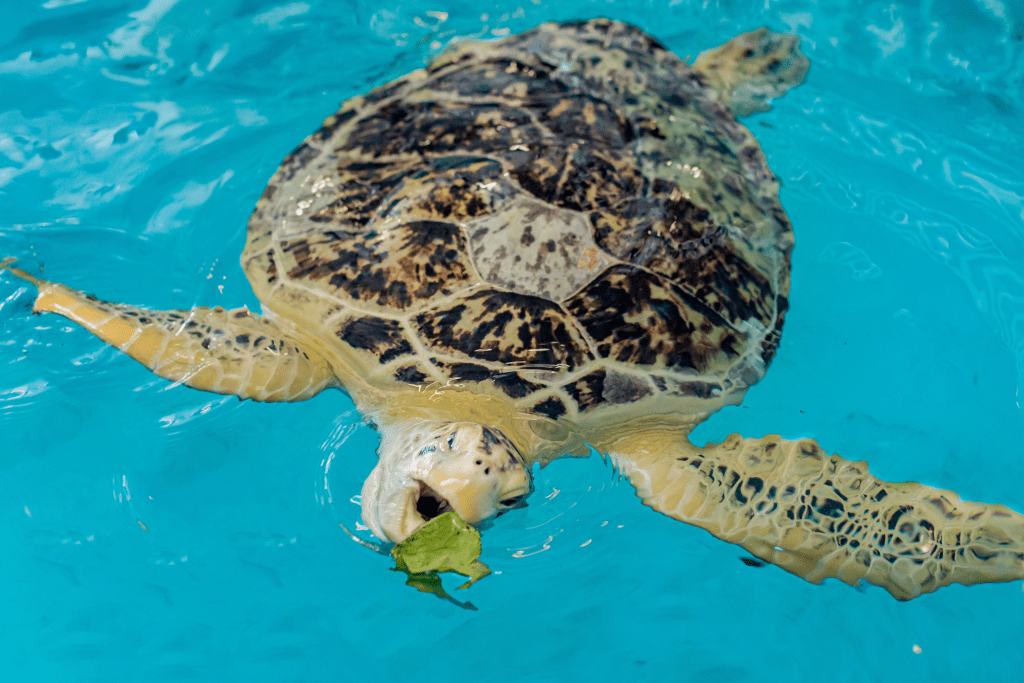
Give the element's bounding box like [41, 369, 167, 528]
[360, 419, 533, 543]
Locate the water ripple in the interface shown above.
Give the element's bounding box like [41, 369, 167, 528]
[0, 0, 1022, 678]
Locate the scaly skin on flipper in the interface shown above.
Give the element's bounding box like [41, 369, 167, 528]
[691, 28, 810, 117]
[1, 260, 337, 402]
[609, 430, 1024, 600]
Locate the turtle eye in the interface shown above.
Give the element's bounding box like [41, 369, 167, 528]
[447, 433, 456, 449]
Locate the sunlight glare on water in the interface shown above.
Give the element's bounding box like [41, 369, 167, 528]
[1, 0, 1023, 681]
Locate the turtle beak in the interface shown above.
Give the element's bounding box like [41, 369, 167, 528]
[380, 486, 430, 542]
[382, 479, 456, 543]
[415, 462, 531, 527]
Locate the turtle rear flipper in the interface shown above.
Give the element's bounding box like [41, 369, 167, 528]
[2, 260, 337, 402]
[609, 431, 1024, 600]
[692, 28, 809, 116]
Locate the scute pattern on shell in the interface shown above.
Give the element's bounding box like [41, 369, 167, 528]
[242, 18, 793, 423]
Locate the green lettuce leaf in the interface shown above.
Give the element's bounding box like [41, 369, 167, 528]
[391, 511, 491, 607]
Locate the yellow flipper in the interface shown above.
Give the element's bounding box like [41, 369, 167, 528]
[610, 429, 1024, 600]
[2, 259, 336, 402]
[691, 28, 810, 117]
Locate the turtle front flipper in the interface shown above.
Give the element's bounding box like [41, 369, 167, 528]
[692, 28, 809, 117]
[609, 430, 1024, 600]
[2, 261, 337, 402]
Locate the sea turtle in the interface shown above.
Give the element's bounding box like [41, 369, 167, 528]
[4, 19, 1023, 601]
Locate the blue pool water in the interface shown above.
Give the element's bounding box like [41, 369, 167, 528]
[2, 0, 1024, 680]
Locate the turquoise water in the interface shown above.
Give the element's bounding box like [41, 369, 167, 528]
[2, 0, 1024, 680]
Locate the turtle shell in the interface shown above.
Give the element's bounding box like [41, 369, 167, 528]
[242, 19, 792, 426]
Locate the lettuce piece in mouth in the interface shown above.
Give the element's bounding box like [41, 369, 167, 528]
[391, 511, 491, 605]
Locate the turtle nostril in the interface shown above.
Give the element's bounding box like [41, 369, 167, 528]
[475, 459, 483, 465]
[484, 467, 491, 475]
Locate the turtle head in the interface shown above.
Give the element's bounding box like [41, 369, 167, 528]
[360, 421, 533, 543]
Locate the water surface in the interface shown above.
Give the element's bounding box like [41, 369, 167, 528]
[2, 1, 1023, 681]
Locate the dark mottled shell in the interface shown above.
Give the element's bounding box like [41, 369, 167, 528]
[242, 19, 793, 423]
